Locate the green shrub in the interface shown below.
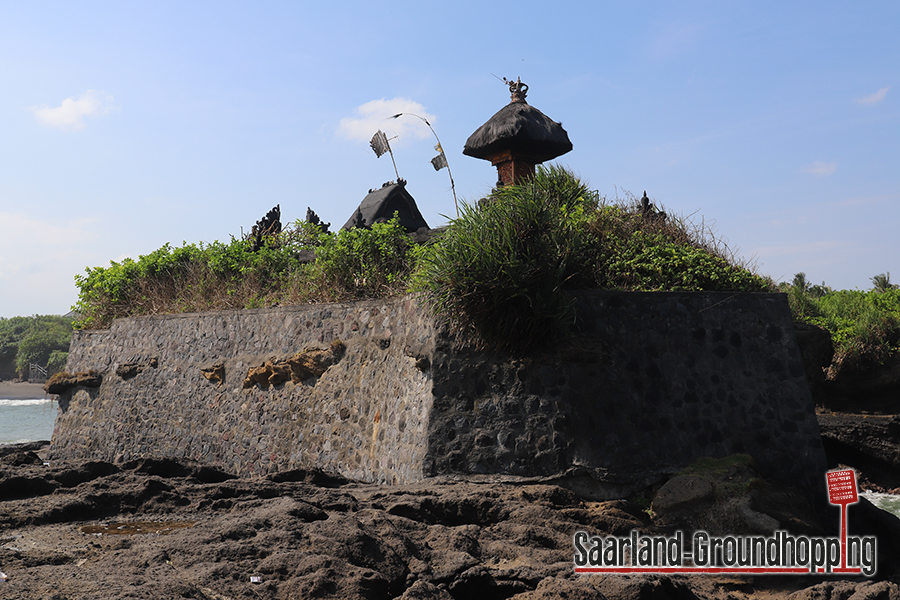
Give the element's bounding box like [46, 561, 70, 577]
[73, 235, 315, 328]
[412, 165, 600, 352]
[591, 202, 769, 292]
[413, 166, 767, 352]
[316, 215, 414, 299]
[72, 168, 768, 354]
[46, 350, 69, 375]
[809, 289, 900, 371]
[73, 217, 415, 328]
[787, 275, 900, 373]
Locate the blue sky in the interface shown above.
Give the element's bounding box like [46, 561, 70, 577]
[1, 1, 897, 318]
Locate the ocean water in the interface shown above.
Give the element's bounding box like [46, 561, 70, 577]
[862, 491, 900, 519]
[0, 398, 57, 444]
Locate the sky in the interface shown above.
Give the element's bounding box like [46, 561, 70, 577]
[1, 1, 898, 318]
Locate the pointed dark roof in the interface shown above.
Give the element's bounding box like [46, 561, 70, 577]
[342, 180, 429, 233]
[463, 101, 572, 163]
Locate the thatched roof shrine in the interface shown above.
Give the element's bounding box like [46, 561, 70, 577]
[342, 179, 429, 232]
[463, 78, 572, 185]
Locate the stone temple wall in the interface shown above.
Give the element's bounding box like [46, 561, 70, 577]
[50, 292, 826, 498]
[51, 297, 436, 484]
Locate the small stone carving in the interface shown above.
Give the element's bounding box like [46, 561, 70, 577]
[640, 191, 667, 222]
[305, 207, 330, 233]
[505, 76, 528, 102]
[348, 207, 365, 229]
[249, 205, 282, 251]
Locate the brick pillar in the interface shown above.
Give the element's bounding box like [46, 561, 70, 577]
[489, 150, 536, 186]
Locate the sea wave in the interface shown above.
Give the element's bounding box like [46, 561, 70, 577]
[0, 438, 49, 445]
[0, 398, 54, 407]
[861, 491, 900, 519]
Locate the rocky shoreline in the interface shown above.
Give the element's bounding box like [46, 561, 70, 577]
[2, 441, 900, 599]
[4, 318, 900, 598]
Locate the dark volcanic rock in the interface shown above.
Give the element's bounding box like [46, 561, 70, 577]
[0, 441, 49, 459]
[818, 414, 900, 490]
[0, 450, 44, 466]
[1, 456, 899, 599]
[793, 320, 834, 400]
[115, 355, 158, 380]
[786, 580, 900, 600]
[826, 353, 900, 412]
[650, 475, 714, 525]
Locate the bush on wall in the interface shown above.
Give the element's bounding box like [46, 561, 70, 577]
[72, 167, 769, 354]
[413, 166, 769, 352]
[73, 216, 416, 329]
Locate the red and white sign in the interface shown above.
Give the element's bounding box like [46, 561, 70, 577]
[826, 469, 859, 505]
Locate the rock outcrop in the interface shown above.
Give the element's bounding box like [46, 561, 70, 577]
[43, 370, 102, 395]
[242, 340, 346, 389]
[818, 414, 900, 490]
[2, 453, 899, 599]
[793, 321, 834, 399]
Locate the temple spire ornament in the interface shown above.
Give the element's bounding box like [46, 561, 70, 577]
[463, 78, 572, 186]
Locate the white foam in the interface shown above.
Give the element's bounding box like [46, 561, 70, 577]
[0, 398, 53, 407]
[861, 491, 900, 518]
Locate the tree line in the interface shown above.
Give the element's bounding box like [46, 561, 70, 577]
[0, 315, 73, 381]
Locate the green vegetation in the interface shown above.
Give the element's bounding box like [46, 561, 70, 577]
[413, 166, 769, 351]
[314, 217, 415, 299]
[73, 166, 768, 351]
[0, 315, 73, 380]
[785, 273, 900, 374]
[412, 167, 602, 352]
[677, 453, 756, 477]
[73, 216, 417, 330]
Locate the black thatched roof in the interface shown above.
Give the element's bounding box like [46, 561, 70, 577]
[463, 101, 572, 163]
[341, 180, 429, 233]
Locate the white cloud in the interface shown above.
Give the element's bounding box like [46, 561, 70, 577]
[802, 161, 837, 177]
[28, 90, 116, 131]
[337, 98, 435, 144]
[855, 87, 889, 106]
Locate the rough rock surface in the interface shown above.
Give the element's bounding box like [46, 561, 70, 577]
[2, 449, 899, 600]
[825, 353, 900, 413]
[818, 414, 900, 491]
[243, 341, 347, 390]
[43, 371, 103, 395]
[793, 321, 834, 399]
[650, 475, 714, 525]
[115, 356, 159, 380]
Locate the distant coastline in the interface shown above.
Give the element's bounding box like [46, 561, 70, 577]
[0, 380, 49, 400]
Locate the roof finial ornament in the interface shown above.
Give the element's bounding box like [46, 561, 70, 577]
[504, 76, 528, 103]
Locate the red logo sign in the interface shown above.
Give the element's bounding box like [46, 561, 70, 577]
[826, 469, 858, 505]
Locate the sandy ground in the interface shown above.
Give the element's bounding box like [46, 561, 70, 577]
[0, 381, 49, 400]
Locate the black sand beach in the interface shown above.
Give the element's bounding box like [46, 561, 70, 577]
[0, 382, 49, 400]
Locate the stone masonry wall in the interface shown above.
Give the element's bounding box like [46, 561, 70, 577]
[424, 291, 827, 498]
[50, 292, 827, 497]
[50, 297, 435, 484]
